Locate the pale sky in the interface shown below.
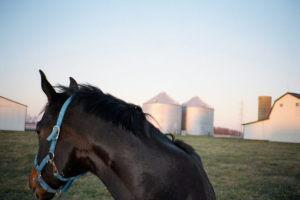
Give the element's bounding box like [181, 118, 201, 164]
[0, 0, 299, 130]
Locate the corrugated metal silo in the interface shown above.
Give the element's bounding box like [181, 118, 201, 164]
[182, 96, 214, 136]
[258, 96, 272, 120]
[142, 92, 182, 134]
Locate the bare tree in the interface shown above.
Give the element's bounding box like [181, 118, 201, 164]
[26, 114, 32, 123]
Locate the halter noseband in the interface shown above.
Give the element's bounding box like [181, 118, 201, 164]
[33, 95, 86, 197]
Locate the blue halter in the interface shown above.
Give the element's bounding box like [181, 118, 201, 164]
[34, 95, 86, 197]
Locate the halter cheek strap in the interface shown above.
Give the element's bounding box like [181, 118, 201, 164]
[33, 95, 86, 197]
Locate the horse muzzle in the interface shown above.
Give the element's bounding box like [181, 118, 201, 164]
[29, 167, 55, 200]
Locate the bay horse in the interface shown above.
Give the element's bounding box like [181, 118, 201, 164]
[29, 70, 215, 200]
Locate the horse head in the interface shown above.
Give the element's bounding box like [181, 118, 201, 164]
[29, 70, 85, 199]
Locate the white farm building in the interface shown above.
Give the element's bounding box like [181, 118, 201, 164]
[243, 93, 300, 143]
[182, 96, 214, 136]
[0, 96, 27, 131]
[142, 92, 182, 134]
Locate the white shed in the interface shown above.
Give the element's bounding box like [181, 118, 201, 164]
[243, 93, 300, 143]
[142, 92, 182, 134]
[182, 96, 214, 136]
[0, 96, 27, 131]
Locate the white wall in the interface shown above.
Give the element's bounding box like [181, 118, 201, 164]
[243, 120, 269, 140]
[142, 103, 182, 134]
[244, 94, 300, 143]
[0, 97, 27, 131]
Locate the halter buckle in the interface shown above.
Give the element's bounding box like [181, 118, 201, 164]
[52, 126, 60, 140]
[47, 152, 59, 173]
[48, 152, 55, 160]
[55, 190, 62, 198]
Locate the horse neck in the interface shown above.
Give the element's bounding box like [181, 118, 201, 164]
[67, 110, 216, 199]
[68, 111, 142, 199]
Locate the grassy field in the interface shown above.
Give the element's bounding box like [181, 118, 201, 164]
[0, 130, 299, 200]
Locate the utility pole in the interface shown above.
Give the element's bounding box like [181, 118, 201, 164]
[238, 100, 244, 137]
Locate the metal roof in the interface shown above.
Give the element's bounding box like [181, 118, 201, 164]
[288, 92, 300, 99]
[143, 92, 180, 105]
[0, 96, 27, 107]
[182, 96, 213, 108]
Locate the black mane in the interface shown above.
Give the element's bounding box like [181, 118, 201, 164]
[56, 84, 198, 156]
[57, 84, 147, 136]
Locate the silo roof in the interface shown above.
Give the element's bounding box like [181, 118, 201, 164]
[182, 96, 213, 108]
[143, 92, 180, 105]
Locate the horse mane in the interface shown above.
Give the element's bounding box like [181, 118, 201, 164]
[56, 84, 148, 136]
[56, 84, 199, 156]
[174, 140, 197, 155]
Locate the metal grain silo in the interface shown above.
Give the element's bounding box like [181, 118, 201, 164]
[258, 96, 272, 120]
[182, 96, 214, 136]
[142, 92, 182, 134]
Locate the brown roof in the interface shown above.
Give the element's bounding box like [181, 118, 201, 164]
[242, 92, 300, 125]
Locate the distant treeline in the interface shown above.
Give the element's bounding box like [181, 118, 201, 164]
[214, 127, 242, 136]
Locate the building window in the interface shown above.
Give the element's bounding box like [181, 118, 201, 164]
[297, 103, 299, 107]
[280, 103, 283, 107]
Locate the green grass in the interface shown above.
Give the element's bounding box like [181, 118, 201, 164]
[0, 131, 299, 199]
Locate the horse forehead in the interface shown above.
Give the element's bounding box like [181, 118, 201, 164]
[44, 97, 67, 114]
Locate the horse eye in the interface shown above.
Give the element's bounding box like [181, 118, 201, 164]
[36, 130, 40, 135]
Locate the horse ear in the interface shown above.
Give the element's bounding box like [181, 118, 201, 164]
[39, 70, 57, 102]
[69, 77, 79, 93]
